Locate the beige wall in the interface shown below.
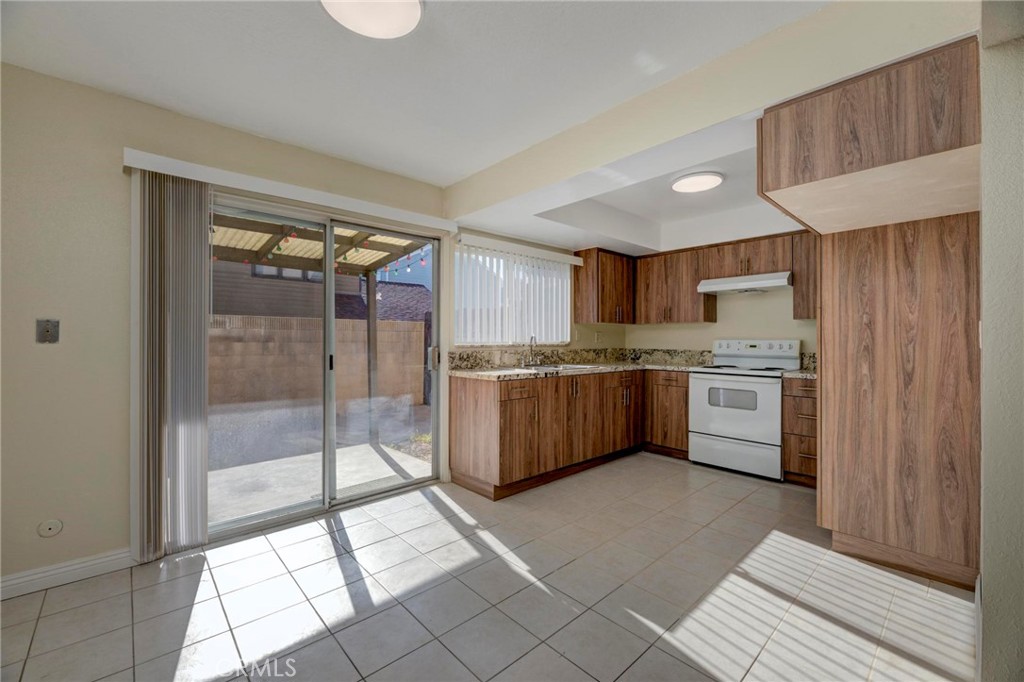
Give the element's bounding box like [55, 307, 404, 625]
[978, 31, 1024, 680]
[624, 289, 817, 353]
[0, 65, 443, 576]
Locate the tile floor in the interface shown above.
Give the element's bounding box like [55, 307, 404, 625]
[1, 454, 976, 682]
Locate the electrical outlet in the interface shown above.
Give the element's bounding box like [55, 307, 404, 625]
[594, 331, 603, 344]
[37, 519, 63, 538]
[36, 319, 60, 343]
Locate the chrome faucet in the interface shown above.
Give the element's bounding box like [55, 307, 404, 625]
[526, 335, 538, 366]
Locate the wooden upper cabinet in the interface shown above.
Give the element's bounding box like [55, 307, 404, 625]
[574, 248, 635, 324]
[636, 250, 715, 324]
[792, 231, 819, 320]
[759, 38, 980, 233]
[700, 236, 792, 279]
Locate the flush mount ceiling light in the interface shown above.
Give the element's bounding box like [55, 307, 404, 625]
[671, 172, 724, 193]
[321, 0, 422, 39]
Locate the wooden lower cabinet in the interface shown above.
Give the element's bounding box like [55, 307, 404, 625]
[782, 377, 818, 487]
[820, 212, 980, 587]
[646, 371, 688, 452]
[498, 397, 539, 484]
[450, 371, 645, 499]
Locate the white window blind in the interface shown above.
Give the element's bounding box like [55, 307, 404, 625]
[454, 243, 571, 345]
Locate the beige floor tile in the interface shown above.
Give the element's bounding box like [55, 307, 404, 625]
[660, 541, 736, 582]
[132, 550, 209, 590]
[503, 539, 575, 578]
[330, 518, 397, 551]
[275, 533, 349, 572]
[458, 557, 538, 604]
[373, 556, 452, 601]
[1, 592, 44, 627]
[403, 578, 490, 636]
[440, 607, 540, 680]
[1, 622, 34, 667]
[491, 644, 594, 682]
[365, 640, 476, 682]
[220, 574, 306, 628]
[545, 561, 622, 607]
[575, 542, 653, 582]
[548, 611, 648, 682]
[210, 551, 287, 594]
[399, 519, 467, 553]
[471, 523, 540, 554]
[309, 575, 396, 631]
[132, 570, 219, 622]
[350, 536, 421, 574]
[290, 554, 371, 599]
[629, 561, 715, 610]
[264, 519, 328, 549]
[233, 602, 330, 666]
[0, 662, 23, 682]
[378, 505, 446, 535]
[250, 635, 359, 682]
[619, 646, 714, 682]
[640, 513, 704, 544]
[593, 583, 685, 643]
[335, 605, 432, 676]
[40, 569, 131, 616]
[204, 535, 273, 568]
[425, 538, 497, 576]
[31, 592, 132, 656]
[541, 524, 605, 557]
[497, 581, 586, 639]
[22, 626, 134, 682]
[682, 527, 758, 563]
[133, 598, 230, 664]
[360, 496, 415, 519]
[134, 630, 240, 682]
[317, 505, 374, 532]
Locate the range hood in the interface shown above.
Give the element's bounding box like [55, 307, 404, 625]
[697, 271, 792, 295]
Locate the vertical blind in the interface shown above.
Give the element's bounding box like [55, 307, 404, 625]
[454, 243, 571, 345]
[138, 171, 210, 559]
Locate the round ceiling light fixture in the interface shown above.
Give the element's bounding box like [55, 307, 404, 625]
[670, 172, 724, 193]
[321, 0, 422, 39]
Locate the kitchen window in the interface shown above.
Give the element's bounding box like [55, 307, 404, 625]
[454, 241, 571, 346]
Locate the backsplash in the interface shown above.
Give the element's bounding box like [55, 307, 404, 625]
[449, 347, 817, 372]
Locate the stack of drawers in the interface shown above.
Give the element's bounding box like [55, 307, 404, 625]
[782, 377, 818, 487]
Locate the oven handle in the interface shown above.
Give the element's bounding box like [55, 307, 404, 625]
[690, 374, 781, 386]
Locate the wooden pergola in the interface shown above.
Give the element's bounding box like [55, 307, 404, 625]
[210, 213, 427, 275]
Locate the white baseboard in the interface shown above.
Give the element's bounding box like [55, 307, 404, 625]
[1, 549, 137, 599]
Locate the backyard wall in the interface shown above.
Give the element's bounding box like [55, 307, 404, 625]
[210, 315, 427, 406]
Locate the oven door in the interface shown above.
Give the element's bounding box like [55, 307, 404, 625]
[688, 373, 782, 445]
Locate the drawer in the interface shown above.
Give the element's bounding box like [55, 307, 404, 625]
[647, 370, 688, 387]
[500, 379, 539, 401]
[783, 396, 818, 437]
[783, 377, 818, 398]
[605, 371, 641, 387]
[783, 434, 818, 477]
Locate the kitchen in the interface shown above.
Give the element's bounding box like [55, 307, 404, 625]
[2, 3, 1019, 682]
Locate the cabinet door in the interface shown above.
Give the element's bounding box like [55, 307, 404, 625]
[742, 236, 792, 275]
[598, 252, 635, 323]
[603, 385, 630, 453]
[635, 256, 667, 324]
[700, 243, 745, 279]
[568, 373, 605, 464]
[648, 383, 688, 451]
[498, 397, 539, 484]
[537, 377, 571, 474]
[792, 232, 819, 319]
[664, 250, 716, 323]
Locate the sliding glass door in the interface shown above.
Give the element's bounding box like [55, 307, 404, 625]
[207, 203, 438, 534]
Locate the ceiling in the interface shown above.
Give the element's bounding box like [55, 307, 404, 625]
[591, 149, 758, 225]
[1, 0, 825, 187]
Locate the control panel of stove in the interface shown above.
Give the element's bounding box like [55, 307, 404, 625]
[714, 339, 800, 357]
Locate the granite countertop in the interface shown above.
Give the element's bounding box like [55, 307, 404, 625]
[449, 363, 698, 381]
[450, 364, 818, 381]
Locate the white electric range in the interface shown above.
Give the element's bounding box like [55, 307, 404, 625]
[688, 339, 801, 480]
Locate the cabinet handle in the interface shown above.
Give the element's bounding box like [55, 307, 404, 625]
[797, 452, 817, 459]
[626, 387, 630, 406]
[796, 413, 817, 420]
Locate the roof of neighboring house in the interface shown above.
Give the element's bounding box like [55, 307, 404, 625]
[335, 281, 432, 322]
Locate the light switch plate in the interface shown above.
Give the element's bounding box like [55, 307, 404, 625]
[36, 319, 60, 343]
